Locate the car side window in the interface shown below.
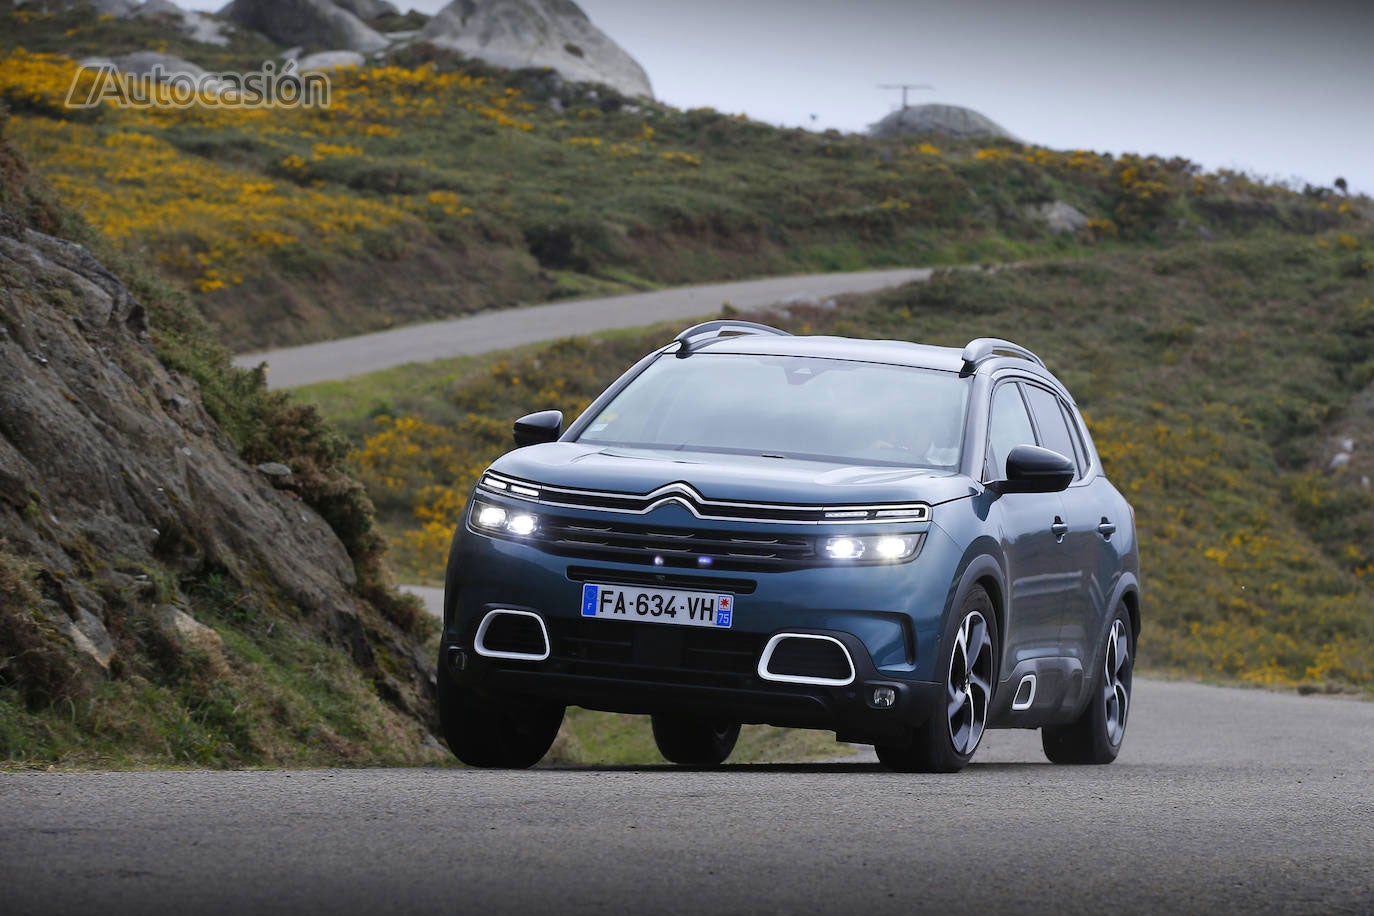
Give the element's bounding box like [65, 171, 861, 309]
[986, 382, 1036, 480]
[1059, 401, 1091, 475]
[1023, 384, 1082, 480]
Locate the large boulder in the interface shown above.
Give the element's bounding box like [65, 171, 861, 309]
[333, 0, 399, 19]
[134, 0, 232, 47]
[418, 0, 653, 99]
[18, 0, 138, 12]
[294, 49, 367, 72]
[108, 51, 233, 95]
[219, 0, 390, 53]
[869, 103, 1015, 141]
[92, 0, 139, 14]
[1026, 200, 1090, 234]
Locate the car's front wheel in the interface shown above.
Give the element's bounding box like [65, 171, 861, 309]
[437, 664, 565, 768]
[651, 715, 741, 766]
[875, 586, 997, 773]
[1042, 606, 1134, 765]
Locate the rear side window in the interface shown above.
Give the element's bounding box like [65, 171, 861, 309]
[1024, 384, 1082, 479]
[1059, 402, 1090, 474]
[987, 383, 1036, 479]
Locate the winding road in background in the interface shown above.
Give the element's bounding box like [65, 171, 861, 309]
[233, 267, 934, 387]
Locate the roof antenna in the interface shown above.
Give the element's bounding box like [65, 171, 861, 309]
[878, 83, 934, 110]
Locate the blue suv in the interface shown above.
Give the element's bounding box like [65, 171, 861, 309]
[439, 321, 1140, 772]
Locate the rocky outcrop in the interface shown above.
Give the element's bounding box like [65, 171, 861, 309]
[25, 0, 231, 45]
[0, 116, 443, 764]
[133, 0, 231, 47]
[1026, 200, 1089, 234]
[0, 214, 434, 739]
[418, 0, 653, 99]
[104, 51, 230, 94]
[333, 0, 399, 19]
[869, 103, 1015, 141]
[0, 226, 367, 643]
[220, 0, 390, 53]
[294, 49, 367, 72]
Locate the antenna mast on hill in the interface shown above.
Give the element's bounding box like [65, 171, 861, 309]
[879, 83, 934, 110]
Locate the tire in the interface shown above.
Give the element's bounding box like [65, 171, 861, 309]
[875, 586, 997, 773]
[651, 715, 741, 766]
[1042, 605, 1134, 765]
[437, 663, 565, 768]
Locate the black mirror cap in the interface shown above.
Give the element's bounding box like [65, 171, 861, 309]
[996, 444, 1075, 494]
[513, 410, 563, 448]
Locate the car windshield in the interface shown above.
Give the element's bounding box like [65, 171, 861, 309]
[575, 352, 970, 469]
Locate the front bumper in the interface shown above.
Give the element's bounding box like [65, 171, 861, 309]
[444, 622, 944, 745]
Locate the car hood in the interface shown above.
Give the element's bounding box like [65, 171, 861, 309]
[487, 443, 979, 506]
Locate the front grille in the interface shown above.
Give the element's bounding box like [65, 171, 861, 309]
[766, 637, 853, 681]
[546, 618, 765, 687]
[537, 517, 816, 572]
[480, 613, 547, 656]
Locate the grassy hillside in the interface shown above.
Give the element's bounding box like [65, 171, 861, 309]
[304, 230, 1374, 692]
[1, 6, 1352, 350]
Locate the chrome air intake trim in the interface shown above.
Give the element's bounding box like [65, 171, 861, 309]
[757, 634, 857, 687]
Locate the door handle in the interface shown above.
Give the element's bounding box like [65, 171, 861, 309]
[1051, 517, 1068, 541]
[1097, 518, 1116, 539]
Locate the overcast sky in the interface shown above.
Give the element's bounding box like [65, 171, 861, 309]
[181, 0, 1374, 194]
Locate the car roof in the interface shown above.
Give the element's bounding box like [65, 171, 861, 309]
[696, 335, 966, 371]
[688, 334, 974, 375]
[668, 323, 1067, 391]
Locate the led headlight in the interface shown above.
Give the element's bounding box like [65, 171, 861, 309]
[507, 513, 537, 536]
[821, 534, 922, 563]
[475, 505, 508, 529]
[471, 498, 539, 537]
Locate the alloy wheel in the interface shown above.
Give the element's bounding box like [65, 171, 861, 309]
[1103, 618, 1132, 746]
[947, 610, 993, 756]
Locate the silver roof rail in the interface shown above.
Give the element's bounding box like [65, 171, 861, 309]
[674, 320, 791, 356]
[960, 337, 1046, 375]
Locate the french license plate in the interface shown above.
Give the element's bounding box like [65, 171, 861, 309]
[580, 583, 734, 629]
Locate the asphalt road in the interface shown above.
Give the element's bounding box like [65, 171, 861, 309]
[233, 267, 933, 387]
[3, 679, 1371, 916]
[402, 583, 444, 616]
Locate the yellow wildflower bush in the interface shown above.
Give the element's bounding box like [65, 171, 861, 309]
[0, 49, 557, 293]
[9, 115, 414, 290]
[0, 48, 86, 117]
[659, 151, 702, 167]
[973, 147, 1011, 162]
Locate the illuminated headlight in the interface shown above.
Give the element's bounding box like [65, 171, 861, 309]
[825, 537, 864, 560]
[471, 499, 539, 537]
[507, 513, 537, 536]
[822, 534, 922, 563]
[475, 505, 508, 529]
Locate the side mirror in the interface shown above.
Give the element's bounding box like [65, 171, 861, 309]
[513, 410, 563, 448]
[994, 445, 1074, 494]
